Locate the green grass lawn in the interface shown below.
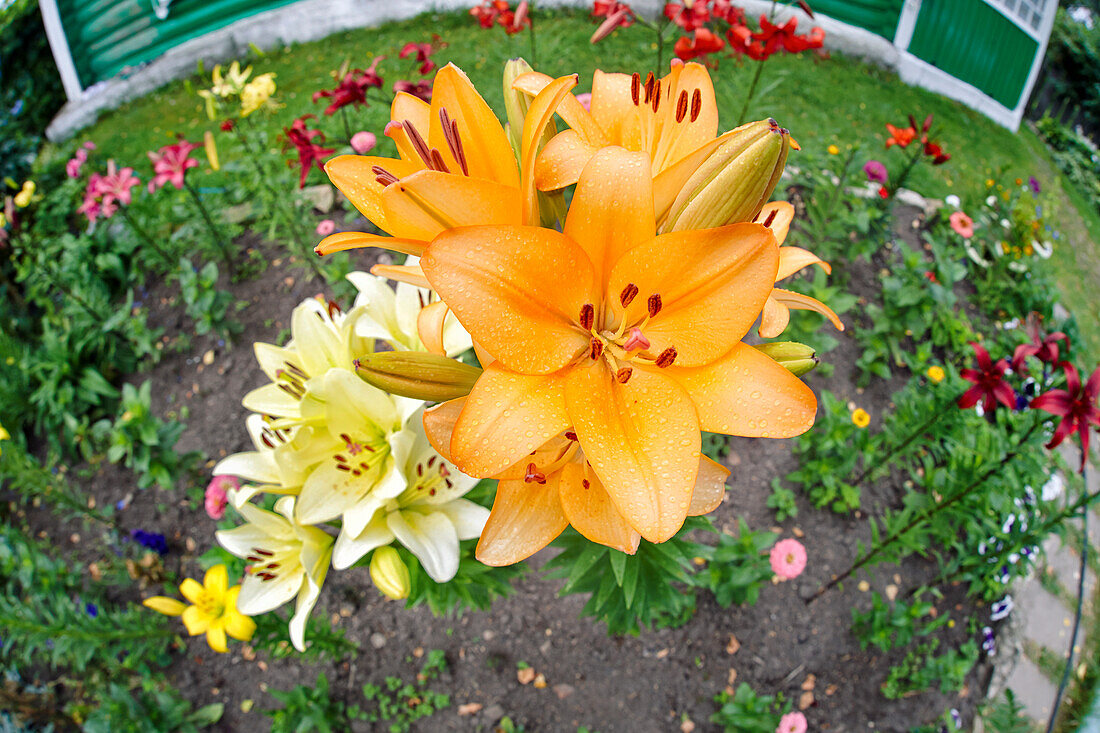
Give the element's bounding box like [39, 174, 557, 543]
[68, 7, 1100, 356]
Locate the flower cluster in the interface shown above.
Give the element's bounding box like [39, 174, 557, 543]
[320, 60, 837, 565]
[211, 275, 482, 650]
[197, 61, 277, 121]
[470, 0, 530, 34]
[312, 58, 385, 116]
[944, 175, 1055, 272]
[66, 141, 97, 179]
[77, 161, 140, 223]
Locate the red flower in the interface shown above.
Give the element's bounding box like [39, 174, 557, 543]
[885, 123, 917, 148]
[923, 270, 938, 284]
[147, 140, 199, 192]
[312, 57, 385, 116]
[399, 42, 436, 76]
[877, 185, 889, 199]
[924, 141, 950, 165]
[1012, 314, 1068, 374]
[664, 1, 710, 31]
[674, 27, 725, 61]
[283, 115, 335, 188]
[592, 0, 633, 21]
[470, 1, 501, 27]
[711, 0, 745, 25]
[1031, 362, 1100, 471]
[958, 342, 1016, 414]
[726, 22, 768, 60]
[220, 120, 235, 132]
[392, 79, 433, 102]
[497, 1, 531, 35]
[753, 15, 824, 56]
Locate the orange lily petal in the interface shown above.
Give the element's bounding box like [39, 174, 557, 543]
[777, 246, 831, 281]
[665, 341, 817, 438]
[424, 398, 464, 462]
[417, 301, 450, 355]
[370, 263, 431, 289]
[493, 435, 574, 481]
[559, 460, 640, 554]
[315, 231, 426, 257]
[759, 201, 794, 245]
[381, 170, 522, 241]
[564, 147, 655, 286]
[472, 339, 496, 369]
[389, 91, 431, 162]
[324, 155, 421, 232]
[422, 225, 596, 375]
[650, 61, 719, 174]
[451, 366, 569, 477]
[477, 477, 568, 566]
[534, 129, 601, 192]
[513, 71, 609, 145]
[429, 64, 519, 187]
[688, 455, 729, 516]
[608, 223, 779, 366]
[590, 70, 636, 147]
[758, 294, 791, 339]
[771, 287, 845, 332]
[564, 362, 700, 543]
[521, 74, 579, 226]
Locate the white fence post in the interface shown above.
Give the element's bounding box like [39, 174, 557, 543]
[38, 0, 83, 102]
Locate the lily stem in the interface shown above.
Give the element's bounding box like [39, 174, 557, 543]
[118, 207, 172, 268]
[528, 19, 538, 67]
[845, 404, 947, 489]
[183, 180, 235, 279]
[736, 60, 766, 127]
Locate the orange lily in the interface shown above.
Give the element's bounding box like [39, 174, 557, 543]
[420, 147, 817, 544]
[318, 64, 577, 259]
[424, 399, 730, 563]
[885, 123, 916, 149]
[756, 200, 845, 338]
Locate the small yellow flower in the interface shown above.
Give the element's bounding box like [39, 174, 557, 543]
[827, 144, 839, 155]
[1015, 178, 1022, 186]
[985, 178, 994, 188]
[851, 408, 870, 428]
[926, 366, 945, 384]
[0, 422, 9, 456]
[13, 181, 34, 208]
[143, 564, 255, 653]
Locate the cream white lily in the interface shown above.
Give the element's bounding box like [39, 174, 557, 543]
[215, 495, 333, 652]
[347, 263, 472, 357]
[293, 368, 423, 537]
[332, 410, 486, 581]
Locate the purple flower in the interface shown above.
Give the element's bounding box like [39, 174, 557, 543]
[981, 626, 996, 656]
[863, 160, 888, 183]
[991, 595, 1014, 621]
[130, 529, 168, 555]
[1028, 176, 1040, 194]
[85, 602, 99, 617]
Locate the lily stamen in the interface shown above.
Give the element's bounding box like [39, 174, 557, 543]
[690, 89, 702, 122]
[371, 165, 399, 186]
[579, 303, 595, 330]
[648, 293, 662, 317]
[654, 346, 678, 368]
[620, 283, 639, 307]
[675, 91, 689, 123]
[403, 120, 435, 169]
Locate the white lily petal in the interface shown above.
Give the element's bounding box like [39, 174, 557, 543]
[292, 299, 346, 377]
[254, 341, 302, 381]
[237, 568, 304, 615]
[242, 383, 302, 417]
[213, 451, 281, 485]
[342, 492, 388, 538]
[289, 572, 323, 653]
[332, 514, 395, 570]
[387, 510, 459, 583]
[437, 499, 490, 540]
[296, 462, 371, 525]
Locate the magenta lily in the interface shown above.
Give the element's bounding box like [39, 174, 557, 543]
[958, 342, 1015, 414]
[148, 140, 200, 192]
[98, 160, 142, 205]
[1012, 314, 1068, 374]
[1031, 362, 1100, 471]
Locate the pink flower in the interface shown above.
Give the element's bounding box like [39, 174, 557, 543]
[949, 210, 974, 238]
[83, 141, 97, 150]
[770, 538, 807, 580]
[863, 159, 888, 183]
[66, 148, 89, 178]
[777, 712, 807, 733]
[97, 160, 141, 205]
[316, 219, 336, 236]
[575, 92, 592, 111]
[392, 79, 432, 102]
[204, 475, 239, 520]
[350, 131, 377, 154]
[147, 140, 200, 192]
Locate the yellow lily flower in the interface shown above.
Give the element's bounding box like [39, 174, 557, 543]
[212, 61, 252, 97]
[318, 63, 575, 259]
[755, 201, 844, 338]
[143, 564, 255, 653]
[424, 400, 729, 564]
[13, 181, 34, 208]
[0, 423, 9, 456]
[420, 147, 817, 544]
[240, 73, 276, 117]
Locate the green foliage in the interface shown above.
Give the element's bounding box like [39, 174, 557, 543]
[698, 519, 776, 608]
[701, 432, 730, 461]
[93, 381, 196, 489]
[545, 519, 708, 635]
[850, 591, 948, 653]
[1044, 7, 1100, 132]
[784, 390, 870, 513]
[980, 691, 1038, 733]
[266, 673, 349, 733]
[766, 479, 798, 523]
[710, 683, 788, 733]
[1036, 115, 1100, 235]
[82, 682, 222, 733]
[881, 638, 978, 700]
[177, 258, 242, 340]
[357, 650, 451, 733]
[251, 611, 359, 664]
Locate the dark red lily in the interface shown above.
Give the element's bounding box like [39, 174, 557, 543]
[312, 57, 385, 116]
[283, 115, 334, 188]
[1012, 314, 1068, 374]
[399, 42, 436, 76]
[1031, 362, 1100, 470]
[497, 1, 531, 35]
[958, 342, 1016, 414]
[664, 1, 710, 31]
[711, 0, 745, 25]
[674, 27, 725, 61]
[392, 79, 433, 102]
[754, 15, 824, 56]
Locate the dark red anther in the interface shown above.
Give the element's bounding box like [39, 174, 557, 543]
[589, 337, 604, 360]
[655, 346, 678, 368]
[650, 82, 661, 112]
[675, 91, 688, 123]
[372, 165, 399, 186]
[620, 283, 639, 307]
[615, 367, 633, 384]
[564, 430, 578, 441]
[647, 293, 662, 317]
[644, 72, 655, 103]
[630, 72, 641, 105]
[524, 462, 547, 484]
[579, 303, 595, 331]
[582, 479, 590, 489]
[762, 209, 778, 228]
[690, 89, 702, 122]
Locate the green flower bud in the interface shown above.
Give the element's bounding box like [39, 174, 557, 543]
[355, 351, 481, 401]
[370, 546, 411, 600]
[754, 341, 817, 377]
[662, 118, 790, 233]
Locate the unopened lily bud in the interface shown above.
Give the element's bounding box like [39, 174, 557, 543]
[355, 351, 481, 401]
[754, 341, 817, 377]
[204, 131, 220, 171]
[503, 58, 537, 156]
[370, 546, 410, 600]
[662, 118, 790, 233]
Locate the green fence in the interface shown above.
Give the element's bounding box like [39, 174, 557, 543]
[57, 0, 299, 87]
[783, 0, 905, 41]
[907, 0, 1038, 108]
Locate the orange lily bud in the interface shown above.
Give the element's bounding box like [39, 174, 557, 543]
[354, 350, 482, 401]
[753, 341, 817, 377]
[662, 118, 790, 233]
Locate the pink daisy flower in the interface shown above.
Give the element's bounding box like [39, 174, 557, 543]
[204, 475, 239, 520]
[350, 131, 377, 154]
[949, 210, 974, 238]
[316, 219, 336, 236]
[777, 711, 807, 733]
[770, 538, 807, 580]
